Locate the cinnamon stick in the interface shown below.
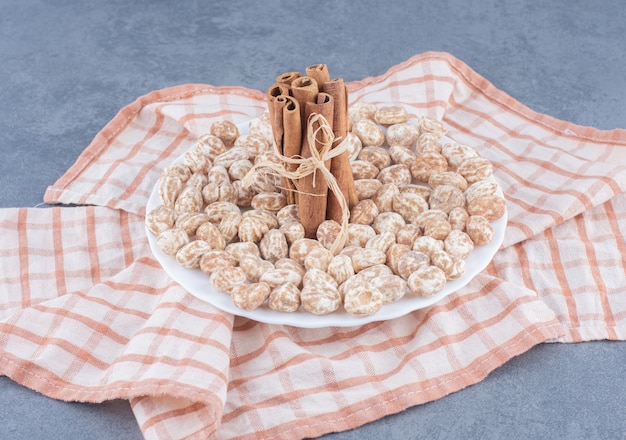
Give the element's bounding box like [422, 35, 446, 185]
[307, 92, 334, 168]
[281, 96, 302, 165]
[266, 82, 290, 102]
[321, 78, 358, 220]
[276, 71, 302, 86]
[290, 76, 319, 124]
[296, 92, 334, 238]
[266, 83, 290, 150]
[280, 95, 302, 205]
[306, 64, 331, 87]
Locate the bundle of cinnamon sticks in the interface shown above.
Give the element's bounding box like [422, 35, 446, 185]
[266, 64, 358, 238]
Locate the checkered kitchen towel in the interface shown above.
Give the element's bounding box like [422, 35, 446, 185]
[1, 52, 625, 439]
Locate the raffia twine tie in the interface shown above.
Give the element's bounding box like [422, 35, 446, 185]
[242, 113, 349, 255]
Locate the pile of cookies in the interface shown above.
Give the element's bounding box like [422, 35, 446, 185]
[146, 103, 506, 318]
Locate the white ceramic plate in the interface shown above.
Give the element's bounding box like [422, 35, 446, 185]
[146, 131, 507, 328]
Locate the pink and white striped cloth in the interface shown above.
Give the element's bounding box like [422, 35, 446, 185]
[1, 52, 625, 439]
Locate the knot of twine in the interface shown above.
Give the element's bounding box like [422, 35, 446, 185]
[242, 113, 349, 254]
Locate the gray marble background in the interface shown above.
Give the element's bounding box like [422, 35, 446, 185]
[1, 1, 625, 439]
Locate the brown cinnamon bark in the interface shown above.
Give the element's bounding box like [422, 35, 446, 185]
[306, 64, 331, 87]
[290, 76, 319, 123]
[280, 95, 301, 204]
[321, 78, 358, 220]
[276, 71, 302, 86]
[266, 82, 290, 101]
[268, 67, 356, 236]
[266, 83, 290, 150]
[307, 92, 334, 165]
[281, 96, 302, 164]
[296, 92, 334, 238]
